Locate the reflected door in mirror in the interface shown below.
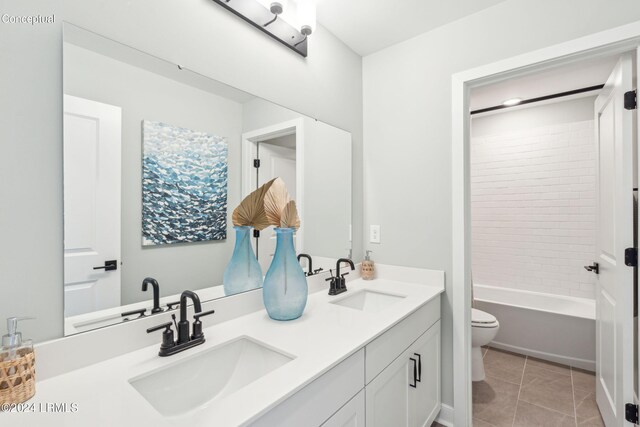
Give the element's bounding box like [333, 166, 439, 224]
[63, 95, 122, 316]
[256, 138, 297, 272]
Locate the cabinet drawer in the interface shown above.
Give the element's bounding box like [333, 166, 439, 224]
[250, 349, 365, 427]
[365, 295, 440, 384]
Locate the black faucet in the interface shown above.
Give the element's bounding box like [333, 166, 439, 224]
[178, 290, 201, 344]
[297, 253, 313, 276]
[146, 290, 215, 357]
[142, 277, 162, 314]
[326, 258, 355, 295]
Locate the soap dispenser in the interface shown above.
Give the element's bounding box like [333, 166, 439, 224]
[1, 317, 36, 404]
[361, 250, 375, 280]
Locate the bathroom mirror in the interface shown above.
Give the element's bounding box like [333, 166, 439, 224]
[62, 23, 352, 336]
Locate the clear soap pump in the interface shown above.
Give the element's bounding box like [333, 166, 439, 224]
[2, 317, 34, 360]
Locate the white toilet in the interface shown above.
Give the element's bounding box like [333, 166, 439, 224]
[471, 308, 500, 382]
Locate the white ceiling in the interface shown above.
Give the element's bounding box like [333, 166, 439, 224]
[315, 0, 508, 56]
[470, 54, 621, 112]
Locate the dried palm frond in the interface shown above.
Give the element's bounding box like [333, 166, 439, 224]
[280, 200, 300, 230]
[232, 178, 276, 230]
[264, 177, 291, 226]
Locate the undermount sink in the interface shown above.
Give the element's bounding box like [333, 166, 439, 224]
[129, 336, 294, 416]
[331, 289, 406, 312]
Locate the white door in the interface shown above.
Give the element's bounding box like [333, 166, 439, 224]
[255, 141, 297, 272]
[593, 54, 635, 426]
[63, 95, 122, 317]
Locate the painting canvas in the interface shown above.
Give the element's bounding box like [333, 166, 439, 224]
[142, 120, 228, 245]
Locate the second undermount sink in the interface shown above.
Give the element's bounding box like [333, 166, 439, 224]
[331, 289, 406, 313]
[129, 336, 294, 416]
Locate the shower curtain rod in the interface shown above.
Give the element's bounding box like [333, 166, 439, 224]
[470, 84, 605, 115]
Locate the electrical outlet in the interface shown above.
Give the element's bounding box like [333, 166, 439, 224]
[370, 225, 381, 243]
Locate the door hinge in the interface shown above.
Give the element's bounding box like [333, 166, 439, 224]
[626, 403, 639, 424]
[625, 247, 638, 267]
[253, 229, 260, 238]
[253, 159, 261, 168]
[625, 90, 637, 110]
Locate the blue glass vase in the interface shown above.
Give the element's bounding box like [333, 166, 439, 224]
[263, 228, 308, 320]
[223, 226, 263, 296]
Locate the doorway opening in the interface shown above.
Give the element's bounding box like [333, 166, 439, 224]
[452, 24, 640, 427]
[468, 52, 628, 427]
[242, 119, 305, 272]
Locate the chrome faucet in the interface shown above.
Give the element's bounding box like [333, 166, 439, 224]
[146, 290, 215, 357]
[142, 277, 162, 314]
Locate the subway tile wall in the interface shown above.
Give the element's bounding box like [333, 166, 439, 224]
[471, 120, 596, 299]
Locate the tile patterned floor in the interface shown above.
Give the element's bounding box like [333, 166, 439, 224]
[470, 347, 605, 427]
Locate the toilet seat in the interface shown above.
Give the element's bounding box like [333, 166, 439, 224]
[471, 308, 498, 328]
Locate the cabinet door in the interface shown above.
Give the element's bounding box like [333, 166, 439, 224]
[366, 346, 413, 427]
[322, 389, 365, 427]
[411, 321, 441, 427]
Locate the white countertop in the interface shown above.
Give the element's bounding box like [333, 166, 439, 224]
[6, 275, 443, 427]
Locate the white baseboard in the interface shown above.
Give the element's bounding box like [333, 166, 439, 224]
[490, 341, 595, 372]
[435, 403, 454, 426]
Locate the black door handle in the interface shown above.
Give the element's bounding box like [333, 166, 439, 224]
[414, 353, 422, 382]
[409, 357, 418, 388]
[584, 262, 599, 274]
[93, 260, 118, 271]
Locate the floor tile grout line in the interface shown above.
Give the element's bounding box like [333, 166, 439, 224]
[510, 354, 527, 427]
[570, 366, 578, 427]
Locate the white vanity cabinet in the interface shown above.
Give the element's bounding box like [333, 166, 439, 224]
[322, 390, 366, 427]
[366, 325, 441, 427]
[365, 298, 441, 427]
[251, 295, 441, 427]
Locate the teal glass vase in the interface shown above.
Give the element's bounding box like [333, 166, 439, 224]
[263, 228, 308, 320]
[223, 226, 263, 296]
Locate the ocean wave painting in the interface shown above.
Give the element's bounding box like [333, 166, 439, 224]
[142, 120, 228, 245]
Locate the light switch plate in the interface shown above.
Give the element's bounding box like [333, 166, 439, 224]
[370, 225, 380, 243]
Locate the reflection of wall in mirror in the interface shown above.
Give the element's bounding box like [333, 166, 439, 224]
[242, 98, 352, 261]
[63, 42, 242, 306]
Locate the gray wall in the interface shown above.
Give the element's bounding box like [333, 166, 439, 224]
[64, 43, 242, 305]
[363, 0, 640, 408]
[1, 0, 363, 342]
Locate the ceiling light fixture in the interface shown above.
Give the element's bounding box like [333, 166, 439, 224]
[211, 0, 316, 57]
[502, 98, 522, 106]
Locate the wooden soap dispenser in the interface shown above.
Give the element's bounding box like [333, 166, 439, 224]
[361, 250, 375, 280]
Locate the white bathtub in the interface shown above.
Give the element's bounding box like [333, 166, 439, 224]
[473, 284, 596, 371]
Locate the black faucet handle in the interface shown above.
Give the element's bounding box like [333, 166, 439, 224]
[191, 309, 215, 341]
[193, 309, 216, 320]
[147, 322, 176, 354]
[325, 269, 335, 280]
[147, 322, 173, 334]
[341, 271, 350, 278]
[166, 300, 180, 310]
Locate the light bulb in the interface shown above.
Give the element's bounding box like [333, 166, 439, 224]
[297, 0, 316, 35]
[502, 98, 522, 106]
